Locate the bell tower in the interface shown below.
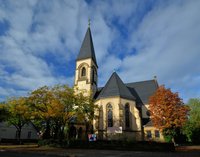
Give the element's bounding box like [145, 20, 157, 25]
[74, 23, 98, 96]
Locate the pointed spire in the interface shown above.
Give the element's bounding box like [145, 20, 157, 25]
[77, 23, 98, 67]
[88, 18, 91, 28]
[97, 72, 135, 100]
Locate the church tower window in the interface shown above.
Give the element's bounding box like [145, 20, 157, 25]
[92, 67, 97, 84]
[92, 68, 95, 82]
[125, 103, 130, 128]
[81, 67, 86, 77]
[107, 104, 113, 127]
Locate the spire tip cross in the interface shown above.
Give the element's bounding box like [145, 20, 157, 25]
[88, 18, 91, 27]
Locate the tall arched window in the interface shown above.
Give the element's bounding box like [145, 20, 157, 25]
[98, 106, 103, 129]
[81, 67, 86, 77]
[92, 68, 95, 82]
[125, 103, 130, 128]
[107, 104, 113, 127]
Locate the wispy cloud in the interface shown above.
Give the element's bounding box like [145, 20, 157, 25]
[0, 0, 199, 102]
[119, 0, 200, 101]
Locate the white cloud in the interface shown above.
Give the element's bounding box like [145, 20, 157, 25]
[119, 0, 200, 102]
[98, 55, 122, 86]
[0, 0, 86, 99]
[0, 0, 199, 103]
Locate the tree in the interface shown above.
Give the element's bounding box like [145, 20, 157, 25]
[0, 102, 9, 122]
[51, 85, 96, 140]
[183, 98, 200, 143]
[28, 85, 94, 142]
[28, 84, 95, 141]
[74, 92, 97, 138]
[149, 85, 189, 142]
[28, 85, 77, 140]
[50, 85, 76, 140]
[6, 97, 31, 143]
[28, 86, 55, 139]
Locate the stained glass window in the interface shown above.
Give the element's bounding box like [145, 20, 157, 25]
[125, 104, 130, 128]
[107, 104, 113, 127]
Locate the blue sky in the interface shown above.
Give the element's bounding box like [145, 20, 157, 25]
[0, 0, 200, 103]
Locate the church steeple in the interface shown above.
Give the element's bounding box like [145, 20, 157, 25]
[77, 26, 98, 67]
[74, 24, 98, 96]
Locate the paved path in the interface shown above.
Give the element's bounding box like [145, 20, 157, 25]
[0, 149, 200, 157]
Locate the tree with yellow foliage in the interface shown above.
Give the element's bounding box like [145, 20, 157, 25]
[6, 97, 31, 143]
[28, 84, 95, 140]
[0, 102, 8, 122]
[28, 86, 55, 139]
[50, 85, 76, 140]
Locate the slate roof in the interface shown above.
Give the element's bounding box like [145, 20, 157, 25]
[95, 73, 158, 105]
[96, 72, 136, 100]
[126, 80, 158, 104]
[93, 87, 103, 99]
[77, 27, 98, 67]
[143, 120, 153, 127]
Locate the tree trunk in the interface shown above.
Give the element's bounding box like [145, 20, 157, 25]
[17, 127, 22, 145]
[43, 120, 51, 139]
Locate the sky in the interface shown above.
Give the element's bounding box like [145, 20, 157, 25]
[0, 0, 200, 103]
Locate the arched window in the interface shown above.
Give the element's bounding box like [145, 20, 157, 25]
[92, 67, 96, 83]
[81, 67, 86, 77]
[107, 104, 113, 127]
[97, 105, 103, 130]
[92, 68, 95, 82]
[125, 104, 130, 128]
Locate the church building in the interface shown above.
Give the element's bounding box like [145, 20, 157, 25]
[74, 24, 164, 141]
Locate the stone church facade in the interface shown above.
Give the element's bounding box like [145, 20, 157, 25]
[74, 25, 164, 141]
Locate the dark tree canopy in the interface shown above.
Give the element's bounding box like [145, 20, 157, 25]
[183, 98, 200, 143]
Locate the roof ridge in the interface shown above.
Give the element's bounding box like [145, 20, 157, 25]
[96, 72, 135, 100]
[97, 73, 114, 97]
[126, 79, 155, 85]
[115, 72, 123, 95]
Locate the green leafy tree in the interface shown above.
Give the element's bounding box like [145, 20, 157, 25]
[28, 85, 77, 140]
[149, 85, 189, 142]
[183, 98, 200, 143]
[28, 86, 55, 139]
[0, 102, 9, 122]
[75, 92, 97, 138]
[51, 86, 96, 140]
[28, 85, 95, 141]
[6, 97, 31, 143]
[50, 85, 76, 140]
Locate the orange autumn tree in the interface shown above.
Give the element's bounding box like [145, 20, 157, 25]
[149, 85, 189, 142]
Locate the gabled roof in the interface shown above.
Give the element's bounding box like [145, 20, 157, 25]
[142, 118, 150, 126]
[143, 120, 153, 127]
[77, 27, 98, 67]
[96, 72, 135, 100]
[95, 79, 158, 104]
[126, 80, 158, 104]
